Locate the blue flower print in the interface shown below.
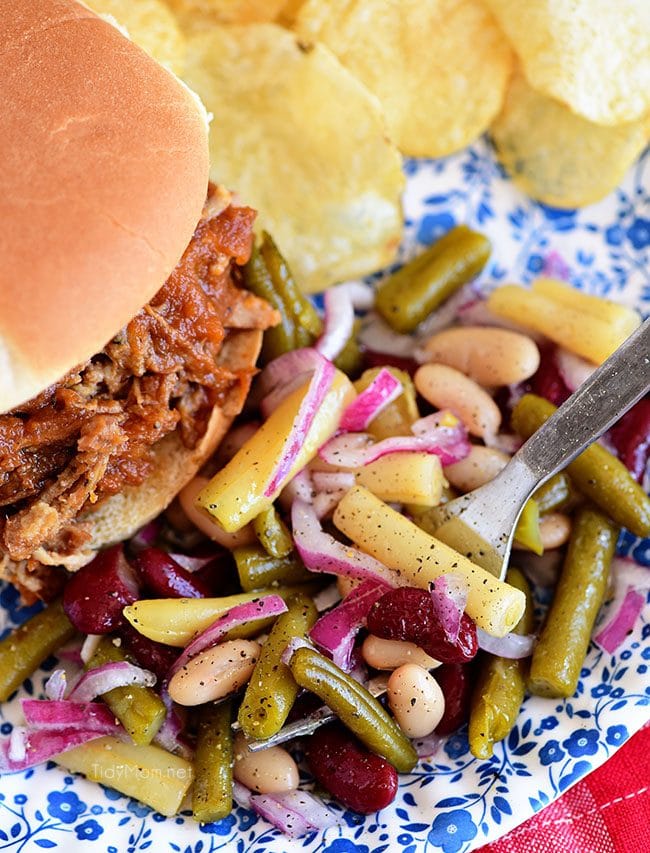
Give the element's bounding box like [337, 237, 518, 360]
[127, 800, 150, 818]
[428, 809, 478, 853]
[605, 224, 624, 246]
[323, 840, 369, 853]
[627, 217, 650, 250]
[47, 790, 86, 824]
[591, 683, 611, 698]
[417, 212, 455, 245]
[605, 725, 628, 747]
[200, 814, 236, 835]
[563, 729, 599, 758]
[526, 254, 543, 274]
[539, 740, 564, 765]
[539, 716, 559, 732]
[75, 819, 104, 841]
[444, 733, 469, 760]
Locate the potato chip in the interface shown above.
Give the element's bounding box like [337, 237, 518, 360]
[165, 0, 287, 30]
[293, 0, 513, 157]
[483, 0, 650, 126]
[490, 69, 650, 208]
[86, 0, 187, 76]
[183, 24, 404, 293]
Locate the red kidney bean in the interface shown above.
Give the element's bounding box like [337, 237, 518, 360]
[366, 587, 478, 664]
[608, 397, 650, 482]
[529, 345, 570, 406]
[434, 663, 473, 735]
[63, 544, 140, 634]
[132, 547, 211, 598]
[306, 723, 398, 814]
[119, 623, 180, 682]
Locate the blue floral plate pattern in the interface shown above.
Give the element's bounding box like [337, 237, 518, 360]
[1, 139, 649, 852]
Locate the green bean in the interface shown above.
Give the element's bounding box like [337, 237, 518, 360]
[528, 506, 618, 698]
[234, 546, 313, 591]
[88, 637, 166, 745]
[253, 505, 293, 558]
[260, 231, 323, 341]
[243, 243, 296, 362]
[289, 646, 417, 772]
[0, 600, 75, 702]
[354, 367, 420, 439]
[533, 472, 574, 514]
[512, 394, 650, 537]
[238, 593, 318, 740]
[468, 568, 534, 759]
[375, 226, 491, 333]
[192, 700, 233, 823]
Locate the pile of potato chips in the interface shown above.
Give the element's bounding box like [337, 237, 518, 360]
[86, 0, 650, 291]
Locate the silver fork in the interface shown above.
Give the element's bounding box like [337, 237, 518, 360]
[425, 317, 650, 579]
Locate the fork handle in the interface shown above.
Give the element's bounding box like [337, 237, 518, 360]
[515, 317, 650, 490]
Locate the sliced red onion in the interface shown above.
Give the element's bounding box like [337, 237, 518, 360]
[56, 647, 84, 666]
[247, 793, 313, 839]
[542, 251, 571, 280]
[21, 700, 121, 734]
[274, 790, 341, 832]
[67, 661, 156, 702]
[237, 785, 341, 839]
[311, 471, 356, 493]
[280, 636, 316, 667]
[255, 348, 327, 403]
[430, 574, 469, 645]
[339, 281, 375, 311]
[80, 634, 102, 665]
[415, 283, 482, 341]
[291, 498, 397, 587]
[339, 368, 402, 432]
[316, 283, 373, 362]
[258, 350, 336, 497]
[0, 728, 107, 773]
[8, 728, 27, 763]
[483, 432, 521, 455]
[167, 553, 217, 573]
[593, 557, 650, 654]
[233, 780, 254, 810]
[278, 468, 314, 511]
[44, 670, 67, 701]
[319, 411, 470, 468]
[413, 731, 444, 759]
[476, 627, 536, 659]
[261, 372, 313, 418]
[556, 347, 596, 392]
[154, 706, 192, 759]
[309, 579, 391, 671]
[358, 312, 417, 359]
[130, 520, 160, 552]
[312, 489, 348, 519]
[169, 594, 287, 678]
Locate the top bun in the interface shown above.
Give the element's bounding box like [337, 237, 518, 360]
[0, 0, 210, 413]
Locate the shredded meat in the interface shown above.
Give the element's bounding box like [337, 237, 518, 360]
[0, 190, 278, 599]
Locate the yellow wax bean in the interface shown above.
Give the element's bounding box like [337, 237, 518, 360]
[198, 370, 354, 531]
[333, 486, 525, 637]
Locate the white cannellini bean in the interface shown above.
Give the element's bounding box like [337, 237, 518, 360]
[414, 363, 501, 439]
[387, 664, 445, 738]
[179, 476, 257, 548]
[444, 445, 510, 492]
[233, 733, 299, 794]
[422, 326, 540, 386]
[539, 513, 572, 550]
[167, 639, 261, 706]
[362, 635, 440, 670]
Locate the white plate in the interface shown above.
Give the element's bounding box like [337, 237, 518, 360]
[1, 139, 649, 852]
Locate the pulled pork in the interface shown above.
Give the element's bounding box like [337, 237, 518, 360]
[0, 192, 278, 601]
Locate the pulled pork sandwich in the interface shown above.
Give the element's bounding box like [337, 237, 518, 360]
[0, 0, 278, 601]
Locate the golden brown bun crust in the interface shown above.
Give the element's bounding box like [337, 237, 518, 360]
[0, 0, 209, 413]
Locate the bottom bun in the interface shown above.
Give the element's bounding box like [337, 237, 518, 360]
[0, 328, 262, 600]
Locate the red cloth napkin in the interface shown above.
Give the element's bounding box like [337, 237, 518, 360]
[477, 724, 650, 853]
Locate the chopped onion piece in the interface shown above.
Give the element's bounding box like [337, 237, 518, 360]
[169, 594, 287, 678]
[411, 413, 473, 466]
[154, 705, 192, 759]
[309, 579, 390, 671]
[8, 728, 27, 763]
[593, 557, 650, 654]
[248, 793, 313, 839]
[280, 636, 315, 667]
[167, 553, 216, 573]
[484, 433, 521, 455]
[21, 700, 121, 734]
[413, 731, 444, 759]
[311, 472, 356, 493]
[67, 661, 156, 703]
[278, 468, 314, 511]
[130, 520, 160, 551]
[44, 669, 67, 701]
[358, 312, 417, 359]
[315, 283, 372, 362]
[556, 347, 596, 392]
[430, 574, 469, 644]
[234, 781, 341, 839]
[80, 634, 102, 665]
[261, 372, 312, 418]
[0, 728, 107, 773]
[312, 489, 348, 520]
[476, 627, 535, 659]
[339, 368, 402, 432]
[291, 499, 397, 588]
